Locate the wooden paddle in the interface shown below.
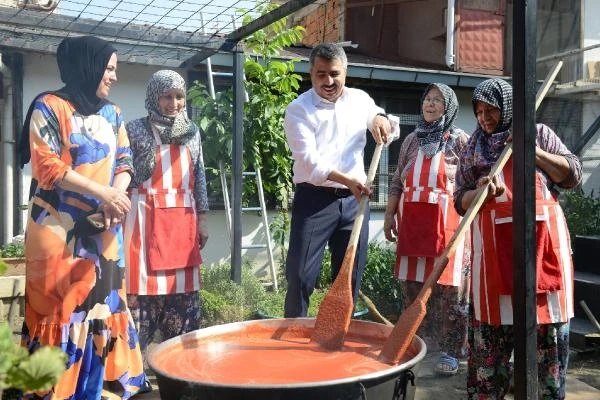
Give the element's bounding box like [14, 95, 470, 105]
[310, 142, 384, 349]
[378, 61, 563, 365]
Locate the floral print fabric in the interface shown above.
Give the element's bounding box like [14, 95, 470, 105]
[128, 292, 202, 356]
[22, 94, 145, 399]
[467, 319, 569, 400]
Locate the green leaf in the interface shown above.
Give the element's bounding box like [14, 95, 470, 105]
[0, 242, 25, 258]
[7, 346, 67, 392]
[188, 0, 304, 211]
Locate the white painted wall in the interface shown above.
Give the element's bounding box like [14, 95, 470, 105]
[19, 52, 186, 229]
[200, 209, 392, 284]
[22, 53, 182, 130]
[11, 51, 469, 279]
[13, 52, 358, 283]
[6, 51, 397, 285]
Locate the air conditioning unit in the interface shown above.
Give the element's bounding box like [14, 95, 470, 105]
[586, 61, 600, 79]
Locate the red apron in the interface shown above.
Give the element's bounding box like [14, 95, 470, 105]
[394, 148, 464, 286]
[472, 158, 573, 325]
[144, 134, 202, 271]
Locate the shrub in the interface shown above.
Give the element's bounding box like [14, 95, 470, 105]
[199, 242, 400, 325]
[561, 188, 600, 242]
[200, 261, 267, 327]
[261, 244, 395, 320]
[360, 241, 403, 321]
[256, 287, 328, 319]
[0, 242, 25, 259]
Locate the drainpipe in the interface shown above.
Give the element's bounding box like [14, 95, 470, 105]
[0, 52, 13, 244]
[446, 0, 456, 69]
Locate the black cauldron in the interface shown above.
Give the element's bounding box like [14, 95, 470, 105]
[148, 318, 426, 400]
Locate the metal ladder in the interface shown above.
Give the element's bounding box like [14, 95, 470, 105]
[203, 14, 278, 291]
[219, 167, 278, 291]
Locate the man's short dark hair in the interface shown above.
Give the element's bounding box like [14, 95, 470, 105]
[309, 43, 347, 68]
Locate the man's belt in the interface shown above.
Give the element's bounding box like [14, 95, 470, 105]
[296, 182, 353, 198]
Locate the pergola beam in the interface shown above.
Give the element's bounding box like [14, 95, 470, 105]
[180, 0, 318, 67]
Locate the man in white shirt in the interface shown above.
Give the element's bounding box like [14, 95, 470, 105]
[283, 43, 391, 317]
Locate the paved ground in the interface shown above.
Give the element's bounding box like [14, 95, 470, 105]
[137, 350, 600, 400]
[414, 352, 600, 400]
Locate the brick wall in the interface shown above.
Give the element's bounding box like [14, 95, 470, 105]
[300, 1, 341, 46]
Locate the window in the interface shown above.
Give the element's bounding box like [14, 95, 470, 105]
[365, 114, 420, 210]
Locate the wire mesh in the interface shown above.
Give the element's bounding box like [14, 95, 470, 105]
[0, 0, 272, 66]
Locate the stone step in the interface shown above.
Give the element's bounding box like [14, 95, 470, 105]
[574, 235, 600, 275]
[569, 316, 600, 351]
[574, 271, 600, 320]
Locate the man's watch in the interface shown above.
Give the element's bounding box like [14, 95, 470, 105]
[376, 113, 389, 120]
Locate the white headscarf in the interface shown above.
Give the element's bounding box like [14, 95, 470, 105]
[145, 69, 195, 145]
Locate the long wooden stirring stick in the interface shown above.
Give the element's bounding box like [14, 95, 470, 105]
[310, 143, 384, 349]
[378, 61, 563, 365]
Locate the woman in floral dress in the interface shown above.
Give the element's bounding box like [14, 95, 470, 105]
[20, 36, 146, 399]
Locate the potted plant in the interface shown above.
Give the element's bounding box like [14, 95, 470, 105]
[0, 236, 25, 277]
[0, 322, 67, 399]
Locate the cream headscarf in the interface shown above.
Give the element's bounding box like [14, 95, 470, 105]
[145, 69, 195, 145]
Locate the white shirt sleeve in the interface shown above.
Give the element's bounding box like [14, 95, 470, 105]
[284, 98, 334, 185]
[285, 88, 387, 187]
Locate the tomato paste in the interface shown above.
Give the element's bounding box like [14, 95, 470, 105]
[151, 323, 413, 385]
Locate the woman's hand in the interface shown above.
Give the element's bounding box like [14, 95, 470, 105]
[383, 212, 398, 242]
[101, 186, 131, 215]
[477, 174, 505, 202]
[197, 213, 209, 250]
[99, 206, 123, 229]
[97, 187, 130, 229]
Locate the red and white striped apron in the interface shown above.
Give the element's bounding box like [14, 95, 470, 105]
[471, 158, 574, 325]
[124, 132, 201, 296]
[394, 149, 465, 286]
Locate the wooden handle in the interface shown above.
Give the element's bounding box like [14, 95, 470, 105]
[345, 143, 383, 250]
[420, 143, 513, 291]
[580, 300, 600, 332]
[311, 143, 385, 349]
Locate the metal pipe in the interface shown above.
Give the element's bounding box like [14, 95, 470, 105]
[11, 53, 24, 237]
[0, 52, 14, 244]
[512, 0, 538, 398]
[445, 0, 456, 69]
[230, 48, 244, 284]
